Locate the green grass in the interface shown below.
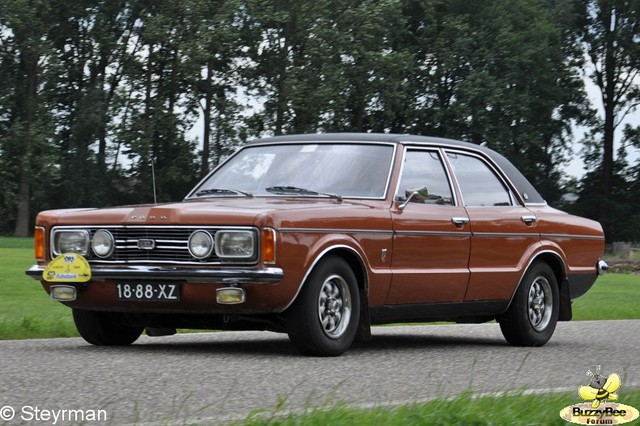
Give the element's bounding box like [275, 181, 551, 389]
[231, 390, 640, 426]
[0, 236, 33, 249]
[572, 273, 640, 320]
[0, 237, 78, 339]
[0, 237, 637, 340]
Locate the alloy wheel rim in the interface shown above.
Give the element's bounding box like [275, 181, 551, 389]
[528, 276, 553, 331]
[318, 274, 352, 339]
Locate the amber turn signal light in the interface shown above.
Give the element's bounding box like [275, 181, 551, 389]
[34, 226, 45, 261]
[261, 228, 277, 264]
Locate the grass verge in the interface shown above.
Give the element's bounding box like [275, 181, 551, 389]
[0, 237, 78, 339]
[571, 273, 639, 320]
[231, 390, 640, 426]
[0, 237, 638, 339]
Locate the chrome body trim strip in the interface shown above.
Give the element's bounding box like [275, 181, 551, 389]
[278, 228, 393, 235]
[471, 232, 540, 238]
[396, 230, 472, 237]
[540, 233, 605, 241]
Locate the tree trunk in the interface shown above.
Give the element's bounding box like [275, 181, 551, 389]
[201, 61, 213, 178]
[600, 2, 617, 202]
[13, 28, 39, 237]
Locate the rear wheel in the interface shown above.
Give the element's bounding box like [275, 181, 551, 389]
[286, 256, 360, 356]
[499, 262, 559, 346]
[73, 309, 143, 346]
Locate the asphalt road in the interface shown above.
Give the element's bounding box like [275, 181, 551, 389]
[1, 320, 639, 425]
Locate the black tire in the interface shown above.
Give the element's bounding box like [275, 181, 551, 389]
[499, 262, 559, 346]
[286, 256, 360, 356]
[72, 309, 143, 346]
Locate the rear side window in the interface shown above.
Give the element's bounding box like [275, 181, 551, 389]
[447, 152, 512, 207]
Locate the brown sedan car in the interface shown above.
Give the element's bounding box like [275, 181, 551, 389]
[26, 133, 607, 356]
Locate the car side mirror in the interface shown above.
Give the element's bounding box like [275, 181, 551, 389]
[397, 186, 429, 211]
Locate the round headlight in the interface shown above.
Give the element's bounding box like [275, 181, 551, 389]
[189, 230, 214, 259]
[91, 229, 114, 258]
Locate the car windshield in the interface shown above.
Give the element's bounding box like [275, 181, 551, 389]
[189, 143, 395, 199]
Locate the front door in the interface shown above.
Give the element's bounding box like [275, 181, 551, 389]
[388, 148, 471, 304]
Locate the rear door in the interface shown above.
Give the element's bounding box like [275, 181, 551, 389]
[444, 150, 540, 302]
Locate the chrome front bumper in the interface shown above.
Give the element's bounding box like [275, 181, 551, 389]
[26, 264, 284, 284]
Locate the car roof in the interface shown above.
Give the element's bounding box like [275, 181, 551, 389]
[248, 133, 546, 205]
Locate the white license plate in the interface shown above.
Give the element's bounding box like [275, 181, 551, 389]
[115, 283, 180, 301]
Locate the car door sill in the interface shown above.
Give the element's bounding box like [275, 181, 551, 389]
[369, 300, 509, 324]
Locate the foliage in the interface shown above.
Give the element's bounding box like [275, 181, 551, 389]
[0, 0, 638, 239]
[570, 0, 640, 240]
[231, 391, 640, 426]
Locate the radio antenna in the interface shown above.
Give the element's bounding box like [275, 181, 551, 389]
[151, 158, 158, 204]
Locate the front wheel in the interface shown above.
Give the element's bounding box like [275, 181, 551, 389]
[286, 256, 360, 356]
[73, 309, 143, 346]
[499, 262, 559, 347]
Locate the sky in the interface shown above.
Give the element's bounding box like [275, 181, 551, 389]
[187, 77, 640, 181]
[566, 75, 640, 178]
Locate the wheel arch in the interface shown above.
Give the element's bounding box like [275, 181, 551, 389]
[283, 244, 372, 339]
[505, 250, 571, 321]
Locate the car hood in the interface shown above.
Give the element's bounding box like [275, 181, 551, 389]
[36, 198, 391, 229]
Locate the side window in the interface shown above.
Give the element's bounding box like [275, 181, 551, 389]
[396, 150, 454, 205]
[447, 152, 512, 207]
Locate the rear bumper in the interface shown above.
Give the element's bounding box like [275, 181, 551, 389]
[567, 260, 608, 300]
[26, 264, 284, 284]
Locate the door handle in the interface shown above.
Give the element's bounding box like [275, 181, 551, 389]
[451, 217, 470, 226]
[521, 215, 537, 225]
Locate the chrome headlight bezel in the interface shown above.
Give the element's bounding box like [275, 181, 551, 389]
[215, 230, 256, 259]
[188, 230, 215, 259]
[91, 229, 115, 258]
[51, 229, 90, 256]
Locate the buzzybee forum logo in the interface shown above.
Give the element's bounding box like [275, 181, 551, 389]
[560, 365, 639, 425]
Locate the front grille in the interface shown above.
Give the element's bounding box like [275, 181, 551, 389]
[51, 226, 258, 265]
[109, 227, 200, 263]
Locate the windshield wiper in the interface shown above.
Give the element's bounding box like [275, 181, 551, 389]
[195, 188, 253, 198]
[265, 186, 342, 202]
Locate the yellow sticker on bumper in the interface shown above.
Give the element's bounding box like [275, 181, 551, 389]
[43, 253, 92, 282]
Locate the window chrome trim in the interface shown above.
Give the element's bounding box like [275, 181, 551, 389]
[395, 138, 547, 206]
[185, 141, 398, 201]
[442, 149, 520, 207]
[393, 147, 460, 207]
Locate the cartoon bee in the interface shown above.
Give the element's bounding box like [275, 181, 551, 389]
[578, 365, 620, 408]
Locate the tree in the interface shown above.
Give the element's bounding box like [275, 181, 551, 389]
[579, 0, 640, 206]
[115, 0, 199, 203]
[404, 0, 587, 202]
[184, 0, 245, 176]
[0, 0, 54, 236]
